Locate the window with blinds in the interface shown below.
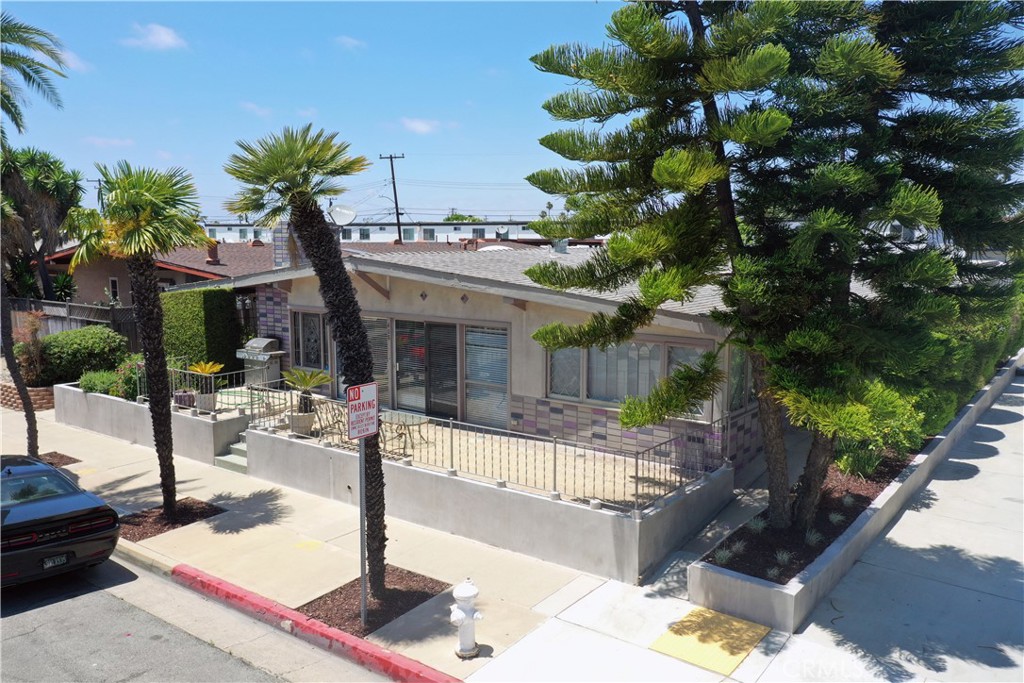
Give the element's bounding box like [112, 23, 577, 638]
[465, 326, 508, 428]
[364, 317, 391, 408]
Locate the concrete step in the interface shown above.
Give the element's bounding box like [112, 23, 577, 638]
[214, 453, 248, 474]
[229, 441, 248, 458]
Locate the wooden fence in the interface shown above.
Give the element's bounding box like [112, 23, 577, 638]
[8, 298, 141, 352]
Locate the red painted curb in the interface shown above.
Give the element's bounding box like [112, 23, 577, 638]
[170, 564, 461, 683]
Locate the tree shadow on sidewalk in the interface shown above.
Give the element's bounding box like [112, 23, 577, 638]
[203, 488, 292, 534]
[808, 541, 1024, 682]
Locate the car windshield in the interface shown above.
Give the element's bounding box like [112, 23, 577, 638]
[1, 473, 78, 507]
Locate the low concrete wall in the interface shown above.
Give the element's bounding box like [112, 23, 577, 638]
[54, 384, 250, 464]
[688, 349, 1024, 632]
[244, 427, 735, 583]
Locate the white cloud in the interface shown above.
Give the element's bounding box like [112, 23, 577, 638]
[61, 50, 93, 72]
[83, 136, 134, 148]
[335, 35, 366, 50]
[240, 101, 272, 117]
[296, 107, 319, 118]
[120, 23, 187, 51]
[401, 117, 441, 135]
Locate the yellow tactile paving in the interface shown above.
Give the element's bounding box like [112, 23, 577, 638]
[649, 607, 770, 676]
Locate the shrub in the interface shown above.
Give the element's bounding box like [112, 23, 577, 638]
[746, 516, 768, 534]
[79, 370, 120, 395]
[111, 354, 145, 400]
[41, 325, 129, 385]
[835, 445, 885, 478]
[804, 529, 824, 547]
[774, 549, 794, 566]
[13, 311, 46, 387]
[713, 547, 734, 565]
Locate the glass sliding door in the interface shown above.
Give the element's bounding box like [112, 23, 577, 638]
[395, 321, 426, 412]
[394, 320, 458, 417]
[426, 323, 458, 419]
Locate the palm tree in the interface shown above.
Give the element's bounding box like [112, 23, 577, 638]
[0, 13, 65, 459]
[2, 147, 85, 299]
[0, 201, 38, 458]
[0, 11, 66, 145]
[63, 162, 211, 519]
[222, 125, 388, 596]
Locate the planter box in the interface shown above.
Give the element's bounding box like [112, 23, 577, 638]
[687, 349, 1024, 632]
[0, 383, 55, 411]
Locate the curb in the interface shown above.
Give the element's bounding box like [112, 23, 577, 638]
[169, 564, 460, 683]
[113, 539, 177, 577]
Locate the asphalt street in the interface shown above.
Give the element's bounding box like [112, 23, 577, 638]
[1, 557, 387, 682]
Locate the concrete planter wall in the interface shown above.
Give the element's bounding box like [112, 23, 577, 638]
[245, 428, 734, 583]
[688, 349, 1024, 632]
[54, 384, 250, 465]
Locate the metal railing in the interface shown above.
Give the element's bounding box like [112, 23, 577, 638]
[243, 380, 727, 513]
[137, 365, 270, 413]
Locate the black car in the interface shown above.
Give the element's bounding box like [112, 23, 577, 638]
[1, 456, 120, 587]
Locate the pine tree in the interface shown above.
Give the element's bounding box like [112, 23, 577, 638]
[528, 0, 1023, 531]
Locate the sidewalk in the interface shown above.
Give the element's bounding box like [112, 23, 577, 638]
[2, 376, 1021, 682]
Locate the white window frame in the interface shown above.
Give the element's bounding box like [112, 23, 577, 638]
[401, 227, 416, 242]
[422, 228, 436, 242]
[472, 227, 486, 239]
[359, 228, 371, 241]
[546, 336, 715, 422]
[290, 309, 328, 370]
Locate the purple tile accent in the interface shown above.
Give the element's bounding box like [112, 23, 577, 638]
[592, 408, 608, 416]
[562, 421, 577, 430]
[523, 419, 537, 429]
[622, 431, 637, 440]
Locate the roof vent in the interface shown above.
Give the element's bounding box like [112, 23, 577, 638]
[206, 242, 220, 265]
[250, 239, 264, 247]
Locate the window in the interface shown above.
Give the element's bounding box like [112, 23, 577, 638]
[208, 228, 217, 239]
[239, 228, 248, 240]
[359, 228, 371, 241]
[472, 227, 486, 239]
[587, 342, 661, 402]
[341, 228, 352, 240]
[547, 339, 713, 418]
[728, 346, 755, 411]
[291, 311, 327, 369]
[253, 229, 262, 240]
[422, 228, 436, 242]
[548, 348, 581, 399]
[402, 227, 416, 242]
[108, 278, 120, 303]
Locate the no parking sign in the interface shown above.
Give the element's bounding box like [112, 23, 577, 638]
[346, 382, 378, 440]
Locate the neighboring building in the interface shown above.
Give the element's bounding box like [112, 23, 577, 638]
[201, 216, 594, 245]
[170, 229, 764, 479]
[44, 240, 274, 306]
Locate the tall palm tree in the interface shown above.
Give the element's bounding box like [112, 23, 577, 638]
[63, 162, 211, 519]
[2, 147, 85, 299]
[0, 11, 66, 145]
[222, 125, 387, 596]
[0, 201, 38, 458]
[0, 13, 65, 459]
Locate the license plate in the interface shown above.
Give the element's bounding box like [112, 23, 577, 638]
[43, 554, 68, 570]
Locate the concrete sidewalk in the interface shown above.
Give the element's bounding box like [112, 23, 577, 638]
[2, 376, 1021, 682]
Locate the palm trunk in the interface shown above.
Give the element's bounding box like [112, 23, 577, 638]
[793, 430, 835, 530]
[125, 255, 177, 519]
[1, 278, 39, 457]
[290, 203, 388, 598]
[749, 352, 791, 528]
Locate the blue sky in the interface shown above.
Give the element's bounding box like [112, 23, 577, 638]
[6, 1, 619, 222]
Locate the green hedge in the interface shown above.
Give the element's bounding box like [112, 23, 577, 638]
[162, 288, 241, 370]
[17, 325, 130, 385]
[79, 370, 120, 395]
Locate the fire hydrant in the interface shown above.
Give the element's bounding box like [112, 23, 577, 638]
[449, 578, 483, 659]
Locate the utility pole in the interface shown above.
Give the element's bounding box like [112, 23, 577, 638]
[380, 154, 405, 244]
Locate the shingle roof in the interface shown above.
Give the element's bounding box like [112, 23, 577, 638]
[157, 241, 274, 278]
[347, 245, 725, 317]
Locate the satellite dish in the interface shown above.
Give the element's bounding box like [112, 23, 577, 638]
[328, 205, 358, 226]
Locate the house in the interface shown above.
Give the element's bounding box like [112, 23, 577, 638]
[44, 240, 274, 306]
[170, 229, 765, 480]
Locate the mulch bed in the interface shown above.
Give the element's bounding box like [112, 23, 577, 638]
[119, 497, 226, 543]
[40, 451, 81, 467]
[702, 452, 911, 584]
[296, 564, 450, 638]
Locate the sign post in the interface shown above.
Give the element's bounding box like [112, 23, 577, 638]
[347, 382, 378, 629]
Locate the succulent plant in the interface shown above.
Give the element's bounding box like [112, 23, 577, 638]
[774, 549, 794, 566]
[828, 512, 846, 525]
[765, 566, 781, 581]
[747, 516, 768, 534]
[805, 529, 824, 547]
[713, 547, 734, 565]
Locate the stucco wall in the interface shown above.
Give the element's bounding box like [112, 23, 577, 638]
[245, 428, 735, 583]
